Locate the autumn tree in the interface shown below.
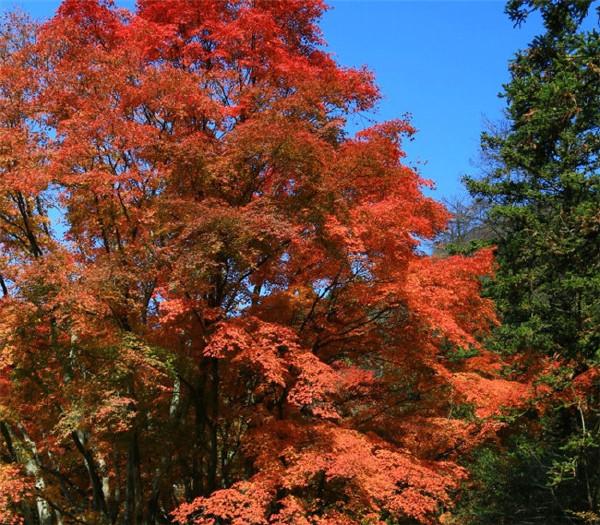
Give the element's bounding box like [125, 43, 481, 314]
[0, 2, 527, 524]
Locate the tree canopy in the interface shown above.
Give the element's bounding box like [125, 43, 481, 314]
[0, 2, 530, 524]
[459, 1, 600, 522]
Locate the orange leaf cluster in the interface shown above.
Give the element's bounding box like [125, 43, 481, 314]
[0, 2, 533, 524]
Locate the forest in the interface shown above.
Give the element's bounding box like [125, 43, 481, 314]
[0, 0, 598, 523]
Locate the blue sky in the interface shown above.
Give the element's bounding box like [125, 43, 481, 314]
[2, 0, 545, 201]
[320, 2, 545, 200]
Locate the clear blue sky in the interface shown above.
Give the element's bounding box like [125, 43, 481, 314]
[320, 1, 544, 200]
[2, 0, 545, 201]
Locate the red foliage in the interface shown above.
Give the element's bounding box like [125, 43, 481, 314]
[0, 2, 531, 524]
[0, 465, 32, 525]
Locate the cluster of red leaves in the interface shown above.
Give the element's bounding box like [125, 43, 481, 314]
[0, 2, 535, 524]
[173, 423, 467, 525]
[0, 465, 32, 525]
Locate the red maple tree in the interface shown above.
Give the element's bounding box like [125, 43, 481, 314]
[0, 2, 529, 523]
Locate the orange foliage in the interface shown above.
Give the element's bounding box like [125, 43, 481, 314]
[0, 465, 32, 525]
[0, 2, 532, 524]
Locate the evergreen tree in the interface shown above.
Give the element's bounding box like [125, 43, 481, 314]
[466, 0, 600, 359]
[459, 2, 600, 523]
